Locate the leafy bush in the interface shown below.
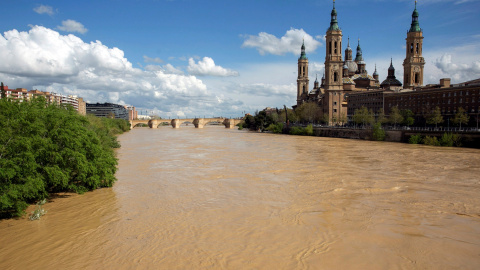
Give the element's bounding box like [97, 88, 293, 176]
[408, 135, 422, 144]
[304, 124, 314, 136]
[289, 125, 313, 136]
[266, 123, 283, 134]
[439, 133, 461, 147]
[0, 97, 127, 218]
[423, 136, 440, 146]
[372, 123, 386, 141]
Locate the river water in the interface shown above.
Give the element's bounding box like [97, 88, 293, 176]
[1, 126, 480, 269]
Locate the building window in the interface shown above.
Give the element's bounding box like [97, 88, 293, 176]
[334, 72, 338, 82]
[329, 41, 332, 55]
[410, 43, 414, 53]
[414, 73, 419, 84]
[416, 43, 419, 54]
[333, 109, 337, 113]
[334, 101, 337, 106]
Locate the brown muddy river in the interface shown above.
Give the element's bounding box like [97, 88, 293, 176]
[1, 126, 480, 269]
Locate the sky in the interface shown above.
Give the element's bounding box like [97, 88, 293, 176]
[0, 0, 479, 118]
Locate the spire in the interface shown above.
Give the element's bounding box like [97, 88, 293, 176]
[328, 0, 340, 31]
[299, 39, 307, 60]
[373, 64, 378, 76]
[315, 74, 318, 83]
[409, 0, 421, 32]
[355, 39, 363, 62]
[388, 58, 395, 77]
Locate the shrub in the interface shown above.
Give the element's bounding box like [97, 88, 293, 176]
[289, 126, 305, 135]
[304, 124, 314, 136]
[372, 123, 386, 141]
[423, 136, 440, 146]
[408, 134, 422, 144]
[266, 123, 283, 134]
[439, 133, 462, 147]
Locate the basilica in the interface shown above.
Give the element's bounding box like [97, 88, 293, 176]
[295, 1, 425, 123]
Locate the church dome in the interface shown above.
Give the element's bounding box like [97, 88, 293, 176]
[344, 60, 358, 73]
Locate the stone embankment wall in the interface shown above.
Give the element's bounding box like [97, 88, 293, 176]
[312, 128, 480, 148]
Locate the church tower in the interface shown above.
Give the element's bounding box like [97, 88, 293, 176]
[324, 0, 343, 91]
[403, 1, 425, 89]
[297, 40, 309, 106]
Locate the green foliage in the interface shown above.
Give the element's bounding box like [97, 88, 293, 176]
[439, 133, 462, 147]
[237, 123, 244, 130]
[304, 124, 314, 136]
[376, 108, 388, 125]
[426, 106, 444, 128]
[241, 111, 275, 132]
[372, 123, 386, 141]
[353, 106, 374, 127]
[389, 106, 403, 127]
[408, 135, 422, 144]
[452, 107, 469, 128]
[296, 102, 321, 123]
[266, 123, 284, 134]
[289, 124, 314, 136]
[0, 97, 127, 218]
[401, 109, 415, 126]
[423, 136, 440, 146]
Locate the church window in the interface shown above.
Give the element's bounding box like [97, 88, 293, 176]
[410, 43, 414, 53]
[334, 101, 337, 106]
[334, 41, 337, 54]
[303, 85, 306, 94]
[334, 72, 338, 82]
[414, 73, 419, 84]
[416, 43, 419, 54]
[329, 41, 332, 55]
[333, 109, 337, 113]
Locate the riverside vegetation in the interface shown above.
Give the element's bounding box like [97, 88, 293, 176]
[239, 103, 470, 147]
[0, 96, 130, 219]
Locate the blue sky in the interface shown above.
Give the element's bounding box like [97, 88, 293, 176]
[0, 0, 479, 117]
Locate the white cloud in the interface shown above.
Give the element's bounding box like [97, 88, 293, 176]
[143, 55, 164, 64]
[433, 53, 480, 82]
[57, 20, 88, 34]
[187, 57, 239, 77]
[0, 26, 248, 117]
[241, 28, 322, 56]
[34, 5, 55, 16]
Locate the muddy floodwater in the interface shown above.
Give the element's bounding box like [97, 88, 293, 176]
[1, 126, 480, 269]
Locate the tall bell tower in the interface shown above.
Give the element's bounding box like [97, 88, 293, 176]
[297, 40, 309, 106]
[324, 0, 343, 91]
[403, 1, 425, 89]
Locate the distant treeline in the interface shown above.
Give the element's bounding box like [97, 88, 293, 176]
[0, 96, 130, 218]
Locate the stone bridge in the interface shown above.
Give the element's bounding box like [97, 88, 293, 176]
[130, 118, 243, 129]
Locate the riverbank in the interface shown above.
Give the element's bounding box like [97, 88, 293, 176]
[310, 127, 480, 148]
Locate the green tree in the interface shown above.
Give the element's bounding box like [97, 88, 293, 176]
[401, 109, 415, 126]
[0, 97, 127, 218]
[389, 106, 403, 128]
[372, 122, 386, 141]
[426, 106, 444, 128]
[277, 108, 298, 123]
[296, 102, 320, 123]
[353, 106, 374, 127]
[0, 82, 5, 99]
[376, 108, 388, 125]
[452, 107, 469, 129]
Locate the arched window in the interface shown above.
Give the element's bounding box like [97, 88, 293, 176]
[334, 72, 338, 82]
[334, 41, 337, 54]
[410, 43, 414, 53]
[415, 73, 419, 84]
[303, 85, 306, 94]
[329, 41, 332, 55]
[416, 43, 419, 54]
